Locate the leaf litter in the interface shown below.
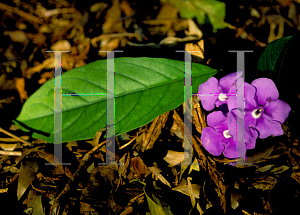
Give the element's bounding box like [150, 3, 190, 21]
[0, 0, 300, 214]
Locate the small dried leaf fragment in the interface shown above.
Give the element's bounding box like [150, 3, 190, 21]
[172, 183, 200, 198]
[185, 40, 204, 60]
[148, 166, 171, 188]
[252, 176, 277, 191]
[17, 160, 39, 200]
[0, 143, 18, 151]
[99, 38, 120, 57]
[0, 188, 8, 193]
[291, 172, 300, 184]
[170, 120, 183, 139]
[163, 150, 186, 166]
[270, 165, 289, 174]
[130, 156, 149, 176]
[27, 190, 44, 215]
[50, 40, 71, 51]
[80, 202, 97, 215]
[15, 78, 28, 102]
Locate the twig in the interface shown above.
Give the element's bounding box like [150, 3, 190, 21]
[0, 137, 27, 142]
[50, 140, 106, 214]
[0, 3, 43, 24]
[119, 135, 138, 150]
[0, 150, 22, 156]
[0, 127, 32, 146]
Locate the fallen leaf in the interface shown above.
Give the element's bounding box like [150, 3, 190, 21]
[0, 143, 18, 151]
[27, 190, 44, 215]
[130, 156, 149, 176]
[17, 159, 39, 200]
[172, 183, 200, 198]
[163, 150, 186, 166]
[149, 166, 171, 188]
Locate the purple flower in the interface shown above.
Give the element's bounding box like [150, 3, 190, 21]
[197, 71, 243, 111]
[227, 109, 258, 150]
[228, 78, 291, 139]
[201, 111, 246, 158]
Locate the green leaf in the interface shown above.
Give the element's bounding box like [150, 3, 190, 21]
[257, 33, 299, 79]
[14, 57, 217, 143]
[162, 0, 228, 32]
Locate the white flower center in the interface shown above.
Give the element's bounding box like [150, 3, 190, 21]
[223, 130, 231, 138]
[252, 108, 263, 119]
[218, 93, 228, 101]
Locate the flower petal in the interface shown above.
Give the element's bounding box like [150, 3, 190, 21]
[206, 111, 227, 130]
[201, 127, 224, 156]
[228, 109, 258, 144]
[256, 114, 283, 138]
[244, 109, 257, 127]
[244, 126, 258, 145]
[244, 82, 258, 109]
[264, 99, 291, 123]
[251, 78, 279, 106]
[218, 71, 243, 93]
[223, 137, 246, 159]
[246, 141, 256, 150]
[198, 77, 219, 111]
[227, 82, 257, 111]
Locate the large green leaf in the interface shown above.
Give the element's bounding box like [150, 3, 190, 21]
[162, 0, 228, 32]
[14, 57, 217, 143]
[257, 33, 299, 79]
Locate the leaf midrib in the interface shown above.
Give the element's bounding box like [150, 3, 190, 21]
[23, 64, 215, 121]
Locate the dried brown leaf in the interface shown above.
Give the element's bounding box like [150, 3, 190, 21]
[172, 183, 200, 198]
[163, 150, 186, 166]
[148, 166, 171, 188]
[27, 190, 44, 215]
[17, 160, 39, 200]
[130, 156, 149, 176]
